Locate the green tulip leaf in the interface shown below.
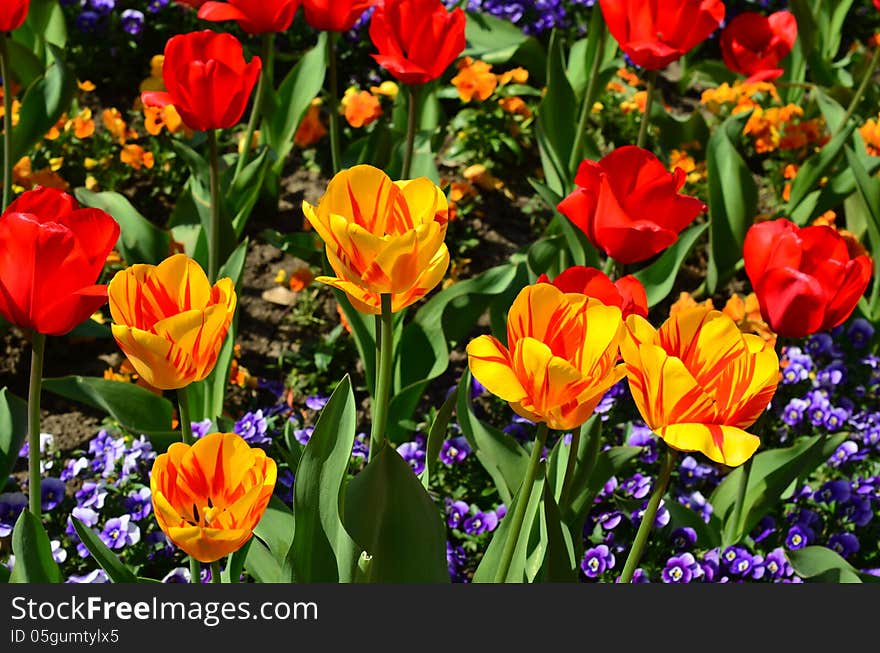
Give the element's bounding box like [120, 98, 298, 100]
[10, 510, 62, 583]
[71, 517, 139, 583]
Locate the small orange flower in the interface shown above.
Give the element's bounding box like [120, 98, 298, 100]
[120, 144, 155, 170]
[341, 88, 383, 128]
[497, 67, 528, 85]
[294, 99, 327, 148]
[859, 114, 880, 157]
[151, 432, 276, 563]
[451, 57, 498, 102]
[69, 108, 95, 139]
[499, 96, 532, 118]
[288, 266, 314, 292]
[102, 108, 130, 144]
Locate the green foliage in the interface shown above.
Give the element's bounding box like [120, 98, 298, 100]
[10, 511, 62, 583]
[0, 388, 28, 493]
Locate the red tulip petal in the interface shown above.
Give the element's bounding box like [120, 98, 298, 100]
[755, 267, 826, 338]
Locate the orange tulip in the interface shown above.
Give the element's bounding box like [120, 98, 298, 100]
[151, 432, 276, 562]
[467, 284, 626, 431]
[621, 306, 780, 466]
[108, 254, 236, 390]
[303, 164, 449, 314]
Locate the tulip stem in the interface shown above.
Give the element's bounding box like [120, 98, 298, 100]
[1, 33, 13, 211]
[211, 560, 222, 584]
[837, 45, 880, 137]
[567, 11, 606, 182]
[327, 32, 342, 174]
[177, 387, 195, 446]
[234, 33, 273, 181]
[368, 294, 394, 461]
[207, 129, 221, 284]
[27, 332, 46, 517]
[636, 70, 657, 150]
[401, 85, 419, 180]
[619, 446, 675, 583]
[494, 422, 548, 583]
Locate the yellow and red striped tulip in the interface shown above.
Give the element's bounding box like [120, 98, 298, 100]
[621, 306, 779, 466]
[466, 283, 626, 431]
[151, 432, 276, 563]
[303, 164, 449, 314]
[108, 254, 236, 390]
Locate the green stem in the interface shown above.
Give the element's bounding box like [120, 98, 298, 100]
[27, 333, 46, 517]
[494, 422, 549, 583]
[401, 85, 419, 180]
[636, 70, 657, 150]
[557, 424, 582, 510]
[837, 45, 880, 136]
[211, 560, 222, 583]
[618, 447, 675, 583]
[207, 129, 221, 284]
[234, 33, 273, 180]
[176, 386, 201, 583]
[1, 33, 13, 211]
[567, 13, 606, 180]
[368, 294, 394, 461]
[327, 32, 342, 174]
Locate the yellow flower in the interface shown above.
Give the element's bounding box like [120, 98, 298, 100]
[108, 254, 236, 390]
[370, 80, 399, 100]
[467, 284, 626, 431]
[303, 165, 450, 314]
[621, 307, 780, 466]
[151, 432, 276, 563]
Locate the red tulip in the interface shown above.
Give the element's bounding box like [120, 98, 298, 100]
[0, 0, 28, 32]
[141, 31, 261, 133]
[557, 146, 706, 265]
[537, 266, 649, 319]
[875, 0, 880, 10]
[599, 0, 725, 70]
[0, 187, 120, 336]
[302, 0, 375, 32]
[198, 0, 301, 34]
[720, 11, 798, 82]
[369, 0, 466, 86]
[744, 219, 873, 338]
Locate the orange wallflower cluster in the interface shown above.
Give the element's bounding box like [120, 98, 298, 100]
[670, 292, 776, 346]
[742, 105, 827, 153]
[700, 80, 779, 113]
[859, 114, 880, 156]
[452, 57, 498, 102]
[668, 148, 706, 184]
[12, 156, 68, 192]
[120, 144, 155, 170]
[499, 96, 532, 118]
[294, 98, 327, 148]
[341, 87, 383, 128]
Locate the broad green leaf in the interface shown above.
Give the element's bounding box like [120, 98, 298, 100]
[473, 466, 546, 583]
[10, 510, 61, 583]
[8, 44, 76, 166]
[456, 371, 528, 505]
[42, 376, 177, 449]
[529, 179, 600, 269]
[266, 33, 327, 176]
[787, 545, 880, 583]
[6, 38, 44, 89]
[712, 433, 848, 546]
[75, 189, 170, 265]
[705, 112, 757, 293]
[421, 378, 461, 489]
[536, 482, 578, 582]
[464, 11, 546, 75]
[228, 147, 270, 238]
[244, 537, 285, 583]
[635, 222, 709, 307]
[536, 31, 576, 195]
[289, 375, 360, 583]
[0, 388, 28, 491]
[343, 445, 449, 582]
[252, 496, 295, 581]
[71, 517, 138, 583]
[845, 145, 880, 315]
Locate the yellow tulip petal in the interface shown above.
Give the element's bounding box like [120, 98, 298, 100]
[656, 423, 760, 467]
[579, 302, 624, 374]
[397, 177, 449, 228]
[111, 324, 195, 390]
[625, 343, 715, 430]
[506, 284, 588, 351]
[467, 335, 527, 402]
[153, 253, 213, 313]
[152, 304, 231, 381]
[166, 525, 251, 563]
[320, 165, 402, 234]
